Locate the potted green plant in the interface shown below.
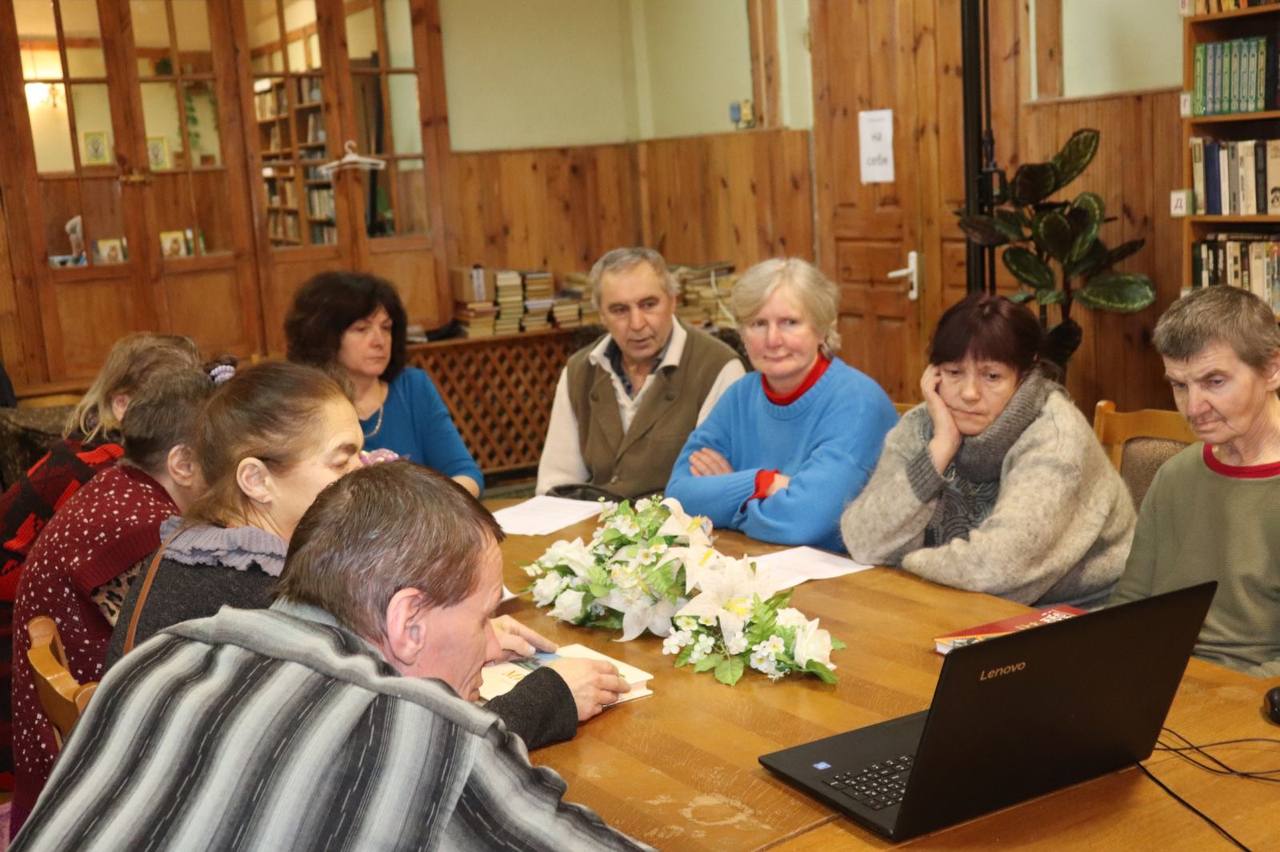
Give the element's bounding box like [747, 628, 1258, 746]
[957, 129, 1156, 368]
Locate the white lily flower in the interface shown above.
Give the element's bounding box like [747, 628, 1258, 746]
[776, 607, 808, 629]
[540, 538, 596, 579]
[792, 618, 836, 670]
[531, 573, 567, 607]
[549, 589, 586, 622]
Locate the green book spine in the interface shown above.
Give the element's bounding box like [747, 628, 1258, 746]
[1194, 44, 1206, 116]
[1229, 40, 1239, 114]
[1209, 42, 1219, 114]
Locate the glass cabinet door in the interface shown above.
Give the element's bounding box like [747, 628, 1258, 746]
[244, 0, 338, 250]
[17, 0, 131, 269]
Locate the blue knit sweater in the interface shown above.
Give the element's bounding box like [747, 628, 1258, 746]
[360, 368, 484, 490]
[665, 358, 897, 552]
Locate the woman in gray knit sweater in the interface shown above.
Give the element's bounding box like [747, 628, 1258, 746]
[840, 295, 1134, 607]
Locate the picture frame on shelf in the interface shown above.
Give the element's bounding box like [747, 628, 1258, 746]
[146, 136, 172, 171]
[82, 131, 111, 166]
[93, 237, 126, 265]
[159, 229, 189, 258]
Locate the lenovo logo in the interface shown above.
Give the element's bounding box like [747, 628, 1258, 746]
[979, 662, 1027, 681]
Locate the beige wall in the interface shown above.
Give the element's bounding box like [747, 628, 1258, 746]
[776, 0, 812, 129]
[1061, 0, 1181, 97]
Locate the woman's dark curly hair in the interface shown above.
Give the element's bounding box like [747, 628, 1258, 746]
[285, 271, 408, 382]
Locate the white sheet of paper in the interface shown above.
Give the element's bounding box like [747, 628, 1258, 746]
[858, 109, 895, 184]
[748, 546, 872, 590]
[480, 643, 653, 703]
[491, 495, 603, 536]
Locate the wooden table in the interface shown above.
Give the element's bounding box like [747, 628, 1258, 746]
[494, 512, 1280, 850]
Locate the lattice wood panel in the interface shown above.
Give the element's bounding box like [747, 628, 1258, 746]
[408, 330, 578, 474]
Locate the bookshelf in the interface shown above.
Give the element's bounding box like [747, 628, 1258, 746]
[253, 77, 336, 248]
[1182, 2, 1280, 317]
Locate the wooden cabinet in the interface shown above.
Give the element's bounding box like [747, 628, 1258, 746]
[0, 0, 451, 388]
[1181, 3, 1280, 316]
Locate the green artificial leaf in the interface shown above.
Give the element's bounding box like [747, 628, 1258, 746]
[1076, 272, 1157, 313]
[993, 208, 1029, 241]
[1106, 238, 1145, 267]
[1035, 288, 1066, 306]
[1008, 291, 1035, 304]
[694, 653, 722, 674]
[805, 661, 839, 685]
[1050, 128, 1099, 190]
[831, 638, 847, 651]
[1001, 247, 1054, 290]
[1067, 192, 1104, 263]
[957, 214, 1010, 247]
[588, 582, 610, 599]
[675, 645, 694, 667]
[1031, 210, 1073, 262]
[715, 655, 746, 686]
[1064, 238, 1108, 280]
[1011, 162, 1059, 205]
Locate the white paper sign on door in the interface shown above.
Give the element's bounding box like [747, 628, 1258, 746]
[858, 109, 895, 184]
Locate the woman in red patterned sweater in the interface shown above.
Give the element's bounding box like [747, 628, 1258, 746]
[0, 333, 200, 795]
[9, 368, 212, 837]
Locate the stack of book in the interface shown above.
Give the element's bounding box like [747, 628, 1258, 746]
[1191, 232, 1280, 309]
[1189, 137, 1280, 215]
[1189, 34, 1278, 116]
[455, 302, 498, 337]
[672, 261, 735, 327]
[521, 270, 555, 331]
[560, 273, 599, 326]
[494, 269, 524, 335]
[551, 297, 582, 328]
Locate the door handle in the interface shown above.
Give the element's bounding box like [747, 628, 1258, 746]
[887, 250, 920, 301]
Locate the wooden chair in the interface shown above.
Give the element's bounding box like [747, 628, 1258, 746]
[893, 401, 915, 415]
[27, 616, 98, 747]
[1093, 400, 1197, 507]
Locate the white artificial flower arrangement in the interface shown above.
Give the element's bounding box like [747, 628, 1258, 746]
[524, 497, 844, 685]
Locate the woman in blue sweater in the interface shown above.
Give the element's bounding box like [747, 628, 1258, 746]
[285, 272, 483, 495]
[665, 258, 897, 551]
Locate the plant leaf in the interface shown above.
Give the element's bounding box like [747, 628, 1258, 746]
[1064, 238, 1108, 280]
[1008, 291, 1035, 304]
[694, 652, 722, 674]
[714, 655, 746, 686]
[958, 214, 1009, 247]
[1035, 288, 1066, 306]
[1032, 211, 1073, 262]
[1001, 247, 1055, 290]
[1011, 162, 1059, 205]
[1051, 128, 1099, 190]
[993, 208, 1028, 241]
[1067, 192, 1104, 262]
[1106, 238, 1145, 266]
[805, 661, 839, 685]
[675, 645, 694, 667]
[1076, 272, 1157, 313]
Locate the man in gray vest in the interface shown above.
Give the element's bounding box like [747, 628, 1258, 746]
[537, 247, 745, 499]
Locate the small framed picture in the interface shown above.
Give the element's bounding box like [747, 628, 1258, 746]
[159, 230, 189, 258]
[146, 136, 171, 171]
[94, 238, 126, 265]
[82, 131, 111, 166]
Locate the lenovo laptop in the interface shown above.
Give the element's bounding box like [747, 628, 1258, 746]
[759, 581, 1217, 842]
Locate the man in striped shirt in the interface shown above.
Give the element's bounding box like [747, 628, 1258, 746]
[13, 463, 646, 851]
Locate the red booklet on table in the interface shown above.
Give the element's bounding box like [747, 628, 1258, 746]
[933, 605, 1087, 655]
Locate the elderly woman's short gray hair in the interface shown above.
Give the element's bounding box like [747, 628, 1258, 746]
[729, 258, 842, 353]
[1153, 285, 1280, 371]
[588, 247, 679, 309]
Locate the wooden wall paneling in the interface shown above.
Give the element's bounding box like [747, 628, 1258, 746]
[366, 247, 439, 326]
[260, 254, 344, 354]
[162, 267, 257, 356]
[1034, 0, 1064, 99]
[747, 0, 780, 128]
[412, 0, 454, 320]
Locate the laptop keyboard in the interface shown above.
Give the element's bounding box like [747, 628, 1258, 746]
[822, 754, 914, 810]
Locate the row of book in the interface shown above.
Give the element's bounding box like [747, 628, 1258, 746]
[1188, 0, 1280, 13]
[1189, 137, 1280, 215]
[1191, 233, 1280, 310]
[305, 187, 335, 220]
[1190, 37, 1277, 116]
[449, 267, 596, 338]
[672, 262, 736, 326]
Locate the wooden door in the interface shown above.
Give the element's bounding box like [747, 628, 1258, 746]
[237, 0, 449, 354]
[810, 1, 929, 404]
[810, 0, 1031, 405]
[0, 0, 265, 382]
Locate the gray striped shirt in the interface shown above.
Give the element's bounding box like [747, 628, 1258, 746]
[14, 601, 647, 851]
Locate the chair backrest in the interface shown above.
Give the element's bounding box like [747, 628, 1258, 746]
[893, 401, 914, 415]
[1093, 400, 1197, 507]
[27, 616, 98, 746]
